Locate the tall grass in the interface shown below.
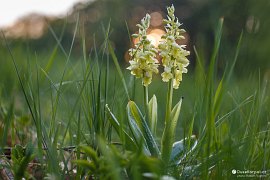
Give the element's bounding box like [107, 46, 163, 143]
[0, 16, 269, 179]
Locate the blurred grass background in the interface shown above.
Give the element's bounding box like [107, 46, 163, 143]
[1, 0, 269, 131]
[1, 0, 270, 84]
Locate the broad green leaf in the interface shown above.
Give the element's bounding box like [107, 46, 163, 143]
[161, 98, 182, 164]
[128, 111, 150, 155]
[126, 103, 150, 156]
[127, 101, 143, 129]
[148, 95, 158, 135]
[170, 140, 184, 162]
[127, 101, 160, 156]
[170, 135, 197, 165]
[170, 98, 183, 132]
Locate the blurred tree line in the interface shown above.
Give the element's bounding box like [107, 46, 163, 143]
[1, 0, 270, 77]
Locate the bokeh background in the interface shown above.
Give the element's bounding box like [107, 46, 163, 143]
[1, 0, 270, 69]
[0, 0, 269, 134]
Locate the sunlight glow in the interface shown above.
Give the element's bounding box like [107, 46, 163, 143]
[132, 28, 165, 48]
[147, 29, 165, 47]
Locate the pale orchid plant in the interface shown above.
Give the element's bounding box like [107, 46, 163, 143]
[108, 5, 196, 169]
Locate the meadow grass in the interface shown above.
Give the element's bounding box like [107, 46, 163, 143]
[0, 17, 269, 179]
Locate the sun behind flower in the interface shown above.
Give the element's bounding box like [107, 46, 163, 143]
[127, 14, 159, 86]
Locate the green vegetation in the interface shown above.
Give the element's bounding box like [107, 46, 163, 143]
[0, 4, 270, 180]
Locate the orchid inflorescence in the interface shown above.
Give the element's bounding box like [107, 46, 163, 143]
[122, 4, 192, 166]
[159, 5, 190, 89]
[127, 14, 159, 86]
[127, 5, 190, 89]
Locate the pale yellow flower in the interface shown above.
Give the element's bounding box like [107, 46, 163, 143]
[127, 14, 159, 86]
[158, 5, 190, 89]
[161, 66, 173, 82]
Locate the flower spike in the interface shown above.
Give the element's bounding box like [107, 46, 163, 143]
[127, 14, 159, 86]
[159, 5, 190, 89]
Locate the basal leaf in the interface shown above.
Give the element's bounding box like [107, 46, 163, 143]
[170, 135, 197, 165]
[161, 98, 183, 164]
[148, 95, 158, 135]
[127, 101, 160, 156]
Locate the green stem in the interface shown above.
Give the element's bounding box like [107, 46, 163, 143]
[161, 79, 174, 165]
[165, 80, 173, 123]
[144, 85, 149, 116]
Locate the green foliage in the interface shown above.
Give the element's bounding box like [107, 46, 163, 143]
[106, 104, 137, 151]
[127, 101, 160, 157]
[74, 140, 163, 179]
[11, 144, 35, 179]
[161, 98, 183, 165]
[170, 135, 197, 165]
[148, 95, 158, 135]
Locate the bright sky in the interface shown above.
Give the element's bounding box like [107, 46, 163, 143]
[0, 0, 88, 28]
